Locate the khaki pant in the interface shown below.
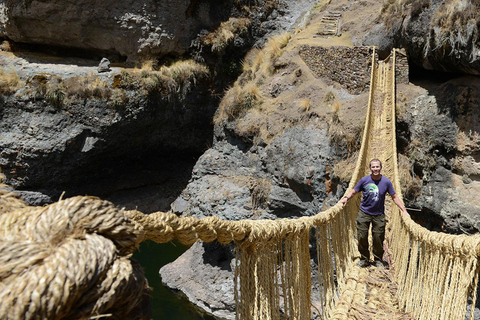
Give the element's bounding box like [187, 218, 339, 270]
[356, 210, 385, 262]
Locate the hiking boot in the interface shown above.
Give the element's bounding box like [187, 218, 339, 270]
[357, 259, 369, 268]
[374, 260, 388, 268]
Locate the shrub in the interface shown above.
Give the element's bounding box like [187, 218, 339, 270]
[0, 68, 23, 95]
[216, 81, 263, 122]
[202, 18, 251, 53]
[45, 77, 66, 107]
[63, 75, 111, 100]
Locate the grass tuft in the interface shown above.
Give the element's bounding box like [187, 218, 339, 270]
[216, 81, 263, 122]
[202, 18, 251, 53]
[0, 68, 23, 95]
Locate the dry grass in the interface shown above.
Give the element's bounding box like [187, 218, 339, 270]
[0, 41, 14, 52]
[456, 130, 480, 154]
[261, 33, 292, 75]
[240, 32, 291, 79]
[313, 0, 332, 12]
[300, 99, 311, 112]
[45, 77, 66, 107]
[331, 101, 340, 123]
[113, 59, 209, 100]
[249, 177, 272, 210]
[215, 80, 263, 122]
[323, 91, 336, 104]
[15, 59, 208, 107]
[382, 0, 480, 52]
[432, 0, 479, 29]
[242, 48, 264, 77]
[0, 68, 24, 95]
[202, 18, 251, 53]
[65, 75, 111, 100]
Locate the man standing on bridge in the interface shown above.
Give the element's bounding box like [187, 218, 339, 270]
[338, 159, 409, 268]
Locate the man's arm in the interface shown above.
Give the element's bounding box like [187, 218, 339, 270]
[339, 189, 357, 206]
[391, 193, 409, 216]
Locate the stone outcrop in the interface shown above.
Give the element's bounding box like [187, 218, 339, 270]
[363, 1, 480, 75]
[0, 0, 236, 61]
[396, 76, 480, 234]
[172, 126, 336, 221]
[0, 66, 216, 202]
[160, 242, 236, 320]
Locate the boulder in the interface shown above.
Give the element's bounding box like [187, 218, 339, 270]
[0, 0, 236, 61]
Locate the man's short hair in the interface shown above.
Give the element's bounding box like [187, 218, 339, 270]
[369, 159, 382, 168]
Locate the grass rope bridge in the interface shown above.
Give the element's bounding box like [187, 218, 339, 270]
[1, 48, 480, 319]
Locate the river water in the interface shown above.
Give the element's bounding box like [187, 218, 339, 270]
[133, 240, 216, 320]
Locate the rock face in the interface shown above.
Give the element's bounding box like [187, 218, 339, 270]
[2, 0, 480, 319]
[363, 1, 480, 75]
[0, 0, 235, 61]
[173, 126, 336, 221]
[160, 242, 236, 320]
[396, 76, 480, 234]
[0, 0, 317, 63]
[0, 67, 216, 202]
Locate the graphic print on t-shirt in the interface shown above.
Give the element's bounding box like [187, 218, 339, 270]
[365, 183, 379, 202]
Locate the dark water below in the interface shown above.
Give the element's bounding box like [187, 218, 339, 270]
[133, 240, 216, 320]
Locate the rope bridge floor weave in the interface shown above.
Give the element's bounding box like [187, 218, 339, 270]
[1, 48, 480, 320]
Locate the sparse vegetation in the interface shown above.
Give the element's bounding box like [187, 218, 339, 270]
[45, 77, 66, 107]
[249, 177, 272, 210]
[260, 33, 292, 75]
[216, 81, 263, 121]
[240, 32, 291, 80]
[331, 101, 340, 123]
[202, 18, 251, 53]
[0, 68, 24, 95]
[114, 59, 209, 100]
[64, 75, 111, 101]
[214, 32, 292, 126]
[323, 91, 336, 104]
[382, 0, 480, 56]
[313, 0, 332, 12]
[4, 59, 208, 109]
[300, 99, 311, 112]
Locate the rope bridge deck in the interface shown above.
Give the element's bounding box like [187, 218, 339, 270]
[1, 49, 480, 320]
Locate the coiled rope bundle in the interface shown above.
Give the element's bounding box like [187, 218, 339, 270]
[0, 179, 149, 320]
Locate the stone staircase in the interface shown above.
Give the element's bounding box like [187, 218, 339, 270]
[316, 11, 342, 37]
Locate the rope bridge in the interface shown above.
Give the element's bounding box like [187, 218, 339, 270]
[1, 48, 480, 320]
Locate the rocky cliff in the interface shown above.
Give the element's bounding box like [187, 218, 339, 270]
[0, 0, 248, 62]
[364, 0, 480, 75]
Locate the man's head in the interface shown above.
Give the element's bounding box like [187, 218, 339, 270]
[369, 159, 382, 176]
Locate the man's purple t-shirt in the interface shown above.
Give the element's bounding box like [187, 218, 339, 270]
[353, 175, 395, 216]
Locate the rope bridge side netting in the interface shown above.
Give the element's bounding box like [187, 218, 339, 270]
[385, 50, 480, 320]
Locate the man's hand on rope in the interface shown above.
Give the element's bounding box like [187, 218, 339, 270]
[339, 197, 348, 207]
[339, 190, 356, 207]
